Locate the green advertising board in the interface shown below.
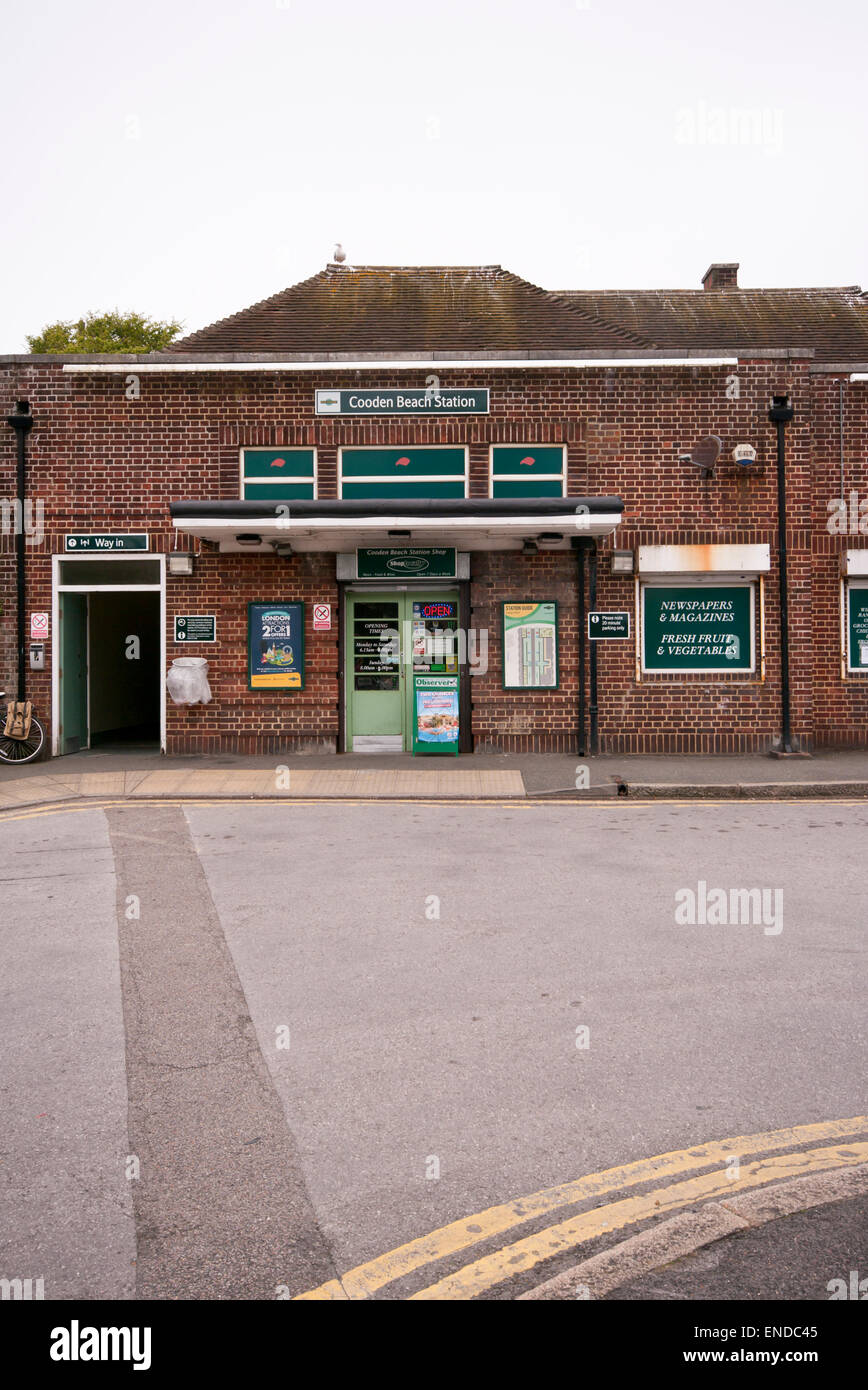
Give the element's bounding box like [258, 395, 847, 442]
[642, 585, 754, 672]
[847, 584, 868, 671]
[502, 602, 558, 688]
[357, 548, 457, 580]
[412, 674, 460, 755]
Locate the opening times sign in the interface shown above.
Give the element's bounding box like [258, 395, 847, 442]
[642, 585, 754, 672]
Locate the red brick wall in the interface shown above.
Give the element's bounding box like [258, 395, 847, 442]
[1, 357, 866, 756]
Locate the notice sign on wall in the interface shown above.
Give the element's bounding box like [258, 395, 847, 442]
[174, 615, 216, 643]
[588, 611, 631, 640]
[248, 603, 304, 689]
[642, 585, 754, 672]
[847, 584, 868, 670]
[502, 602, 558, 688]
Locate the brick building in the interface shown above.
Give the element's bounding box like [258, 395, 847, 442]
[2, 259, 867, 757]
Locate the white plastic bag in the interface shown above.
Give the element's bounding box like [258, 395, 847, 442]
[166, 656, 212, 705]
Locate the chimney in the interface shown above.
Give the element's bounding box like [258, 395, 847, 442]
[702, 262, 739, 291]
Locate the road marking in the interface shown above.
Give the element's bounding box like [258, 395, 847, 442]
[520, 1160, 868, 1301]
[410, 1141, 868, 1300]
[293, 1115, 868, 1300]
[2, 796, 867, 824]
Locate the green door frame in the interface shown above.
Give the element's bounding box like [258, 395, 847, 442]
[344, 585, 461, 752]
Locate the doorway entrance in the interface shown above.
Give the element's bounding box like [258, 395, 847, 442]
[53, 555, 165, 755]
[346, 589, 459, 752]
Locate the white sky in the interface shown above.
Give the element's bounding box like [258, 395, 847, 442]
[1, 0, 865, 351]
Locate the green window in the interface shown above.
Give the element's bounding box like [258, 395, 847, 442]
[641, 584, 756, 673]
[241, 449, 316, 500]
[490, 445, 565, 498]
[847, 582, 868, 672]
[339, 448, 467, 500]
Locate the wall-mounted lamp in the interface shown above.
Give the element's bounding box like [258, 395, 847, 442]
[235, 534, 262, 547]
[537, 532, 564, 548]
[387, 529, 412, 539]
[168, 551, 195, 576]
[522, 539, 539, 555]
[610, 549, 634, 575]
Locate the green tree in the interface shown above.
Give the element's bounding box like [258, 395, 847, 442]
[27, 310, 183, 354]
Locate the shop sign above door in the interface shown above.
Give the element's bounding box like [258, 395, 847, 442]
[356, 547, 457, 580]
[316, 388, 488, 416]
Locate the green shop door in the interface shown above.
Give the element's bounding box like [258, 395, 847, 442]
[347, 594, 405, 752]
[346, 590, 460, 752]
[59, 592, 89, 754]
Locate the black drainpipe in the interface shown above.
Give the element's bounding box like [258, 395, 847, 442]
[588, 540, 599, 755]
[7, 401, 34, 702]
[768, 394, 795, 753]
[573, 537, 588, 755]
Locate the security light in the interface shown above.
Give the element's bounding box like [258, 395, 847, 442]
[522, 539, 539, 555]
[611, 549, 634, 575]
[168, 551, 195, 576]
[270, 540, 294, 557]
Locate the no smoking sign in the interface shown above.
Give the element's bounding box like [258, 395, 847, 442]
[313, 603, 331, 631]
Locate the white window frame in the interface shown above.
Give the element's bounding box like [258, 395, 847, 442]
[844, 578, 868, 674]
[488, 444, 566, 497]
[338, 445, 468, 498]
[52, 553, 166, 756]
[239, 447, 317, 499]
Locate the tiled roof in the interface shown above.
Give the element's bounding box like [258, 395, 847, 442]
[169, 264, 868, 361]
[169, 264, 655, 354]
[555, 287, 868, 362]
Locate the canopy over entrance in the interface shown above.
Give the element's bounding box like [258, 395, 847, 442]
[170, 496, 623, 553]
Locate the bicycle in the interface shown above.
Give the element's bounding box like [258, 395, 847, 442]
[0, 692, 46, 764]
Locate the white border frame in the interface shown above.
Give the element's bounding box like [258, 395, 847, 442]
[239, 446, 318, 500]
[52, 553, 166, 756]
[338, 445, 469, 499]
[844, 578, 868, 673]
[639, 579, 757, 676]
[488, 443, 566, 498]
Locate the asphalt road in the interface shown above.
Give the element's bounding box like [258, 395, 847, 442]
[2, 799, 867, 1299]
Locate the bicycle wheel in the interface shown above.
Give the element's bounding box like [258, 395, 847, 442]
[0, 716, 46, 764]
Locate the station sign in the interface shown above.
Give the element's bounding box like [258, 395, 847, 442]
[175, 615, 216, 643]
[588, 611, 631, 640]
[356, 547, 457, 579]
[65, 533, 148, 552]
[316, 388, 488, 416]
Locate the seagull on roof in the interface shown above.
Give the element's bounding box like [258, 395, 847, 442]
[333, 243, 346, 263]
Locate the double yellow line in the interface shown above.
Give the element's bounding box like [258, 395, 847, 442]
[296, 1115, 868, 1300]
